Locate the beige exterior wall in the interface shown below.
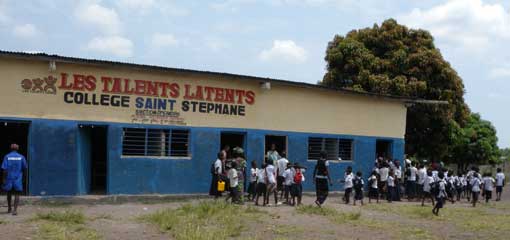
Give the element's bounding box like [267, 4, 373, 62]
[0, 57, 407, 138]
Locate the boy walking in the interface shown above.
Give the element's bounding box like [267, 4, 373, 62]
[2, 144, 28, 215]
[482, 173, 495, 203]
[496, 168, 505, 201]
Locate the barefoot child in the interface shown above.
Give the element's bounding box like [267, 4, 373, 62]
[291, 163, 305, 206]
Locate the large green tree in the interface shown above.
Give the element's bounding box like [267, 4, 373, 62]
[322, 19, 472, 162]
[450, 113, 500, 169]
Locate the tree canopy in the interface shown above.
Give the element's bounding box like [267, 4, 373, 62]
[321, 19, 499, 166]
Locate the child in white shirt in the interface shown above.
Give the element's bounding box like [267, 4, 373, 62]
[421, 170, 435, 206]
[387, 170, 396, 203]
[247, 161, 258, 201]
[282, 163, 293, 205]
[227, 162, 239, 204]
[432, 172, 447, 216]
[470, 171, 482, 207]
[343, 167, 354, 204]
[368, 170, 379, 203]
[496, 168, 505, 201]
[482, 173, 495, 203]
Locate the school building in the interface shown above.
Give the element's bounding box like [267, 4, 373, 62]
[0, 50, 414, 196]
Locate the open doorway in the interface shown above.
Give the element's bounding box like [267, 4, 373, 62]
[265, 135, 287, 157]
[79, 125, 107, 194]
[220, 132, 245, 159]
[0, 121, 30, 195]
[376, 140, 392, 159]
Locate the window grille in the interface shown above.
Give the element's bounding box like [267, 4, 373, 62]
[122, 128, 190, 157]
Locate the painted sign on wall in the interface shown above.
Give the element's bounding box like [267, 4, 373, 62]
[21, 73, 257, 125]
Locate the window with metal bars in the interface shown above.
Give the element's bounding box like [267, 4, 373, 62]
[308, 137, 353, 161]
[122, 128, 190, 157]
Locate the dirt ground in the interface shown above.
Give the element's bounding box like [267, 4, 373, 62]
[1, 188, 510, 240]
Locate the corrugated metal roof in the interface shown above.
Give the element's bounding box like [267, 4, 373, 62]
[0, 50, 444, 104]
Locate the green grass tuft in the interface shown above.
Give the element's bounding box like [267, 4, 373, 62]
[295, 204, 338, 216]
[140, 200, 264, 240]
[39, 222, 101, 240]
[35, 210, 86, 224]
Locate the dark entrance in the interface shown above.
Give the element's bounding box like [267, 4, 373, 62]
[0, 121, 30, 195]
[265, 135, 287, 157]
[376, 140, 392, 159]
[220, 132, 245, 159]
[79, 125, 107, 194]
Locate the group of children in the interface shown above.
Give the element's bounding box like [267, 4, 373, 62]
[247, 158, 306, 206]
[215, 151, 506, 216]
[339, 158, 506, 216]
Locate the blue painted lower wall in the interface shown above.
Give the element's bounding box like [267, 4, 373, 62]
[12, 117, 404, 196]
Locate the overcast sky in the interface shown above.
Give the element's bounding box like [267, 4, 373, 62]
[1, 0, 509, 147]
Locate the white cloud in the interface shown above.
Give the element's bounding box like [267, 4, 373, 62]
[86, 36, 133, 57]
[259, 40, 307, 63]
[398, 0, 510, 50]
[490, 67, 510, 79]
[13, 24, 38, 38]
[75, 1, 121, 35]
[116, 0, 155, 12]
[205, 37, 228, 52]
[151, 33, 179, 48]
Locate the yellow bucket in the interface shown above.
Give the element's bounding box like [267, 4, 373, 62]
[217, 180, 225, 192]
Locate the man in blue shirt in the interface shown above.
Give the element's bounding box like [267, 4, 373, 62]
[2, 144, 27, 215]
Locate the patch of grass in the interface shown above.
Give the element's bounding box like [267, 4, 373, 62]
[272, 224, 303, 236]
[295, 204, 338, 216]
[0, 220, 6, 224]
[92, 213, 113, 220]
[35, 210, 86, 224]
[140, 200, 265, 240]
[34, 210, 101, 240]
[399, 227, 437, 240]
[39, 222, 101, 240]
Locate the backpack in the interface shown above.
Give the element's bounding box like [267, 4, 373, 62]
[294, 169, 303, 184]
[430, 181, 439, 196]
[353, 177, 363, 190]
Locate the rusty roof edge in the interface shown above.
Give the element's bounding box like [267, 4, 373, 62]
[0, 50, 447, 104]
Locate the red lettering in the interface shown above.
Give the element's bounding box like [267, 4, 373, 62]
[184, 84, 194, 99]
[214, 87, 225, 102]
[111, 78, 122, 93]
[123, 79, 134, 94]
[58, 73, 72, 89]
[85, 75, 96, 91]
[158, 82, 169, 97]
[146, 81, 158, 96]
[134, 80, 145, 95]
[204, 86, 215, 101]
[245, 90, 255, 104]
[101, 76, 112, 93]
[169, 83, 180, 98]
[72, 74, 86, 91]
[235, 89, 245, 104]
[194, 85, 204, 100]
[224, 89, 235, 103]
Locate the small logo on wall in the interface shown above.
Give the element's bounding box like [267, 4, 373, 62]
[21, 76, 57, 95]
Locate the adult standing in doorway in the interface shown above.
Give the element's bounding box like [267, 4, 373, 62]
[276, 151, 289, 200]
[2, 143, 27, 215]
[266, 143, 280, 164]
[209, 152, 225, 198]
[313, 151, 332, 207]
